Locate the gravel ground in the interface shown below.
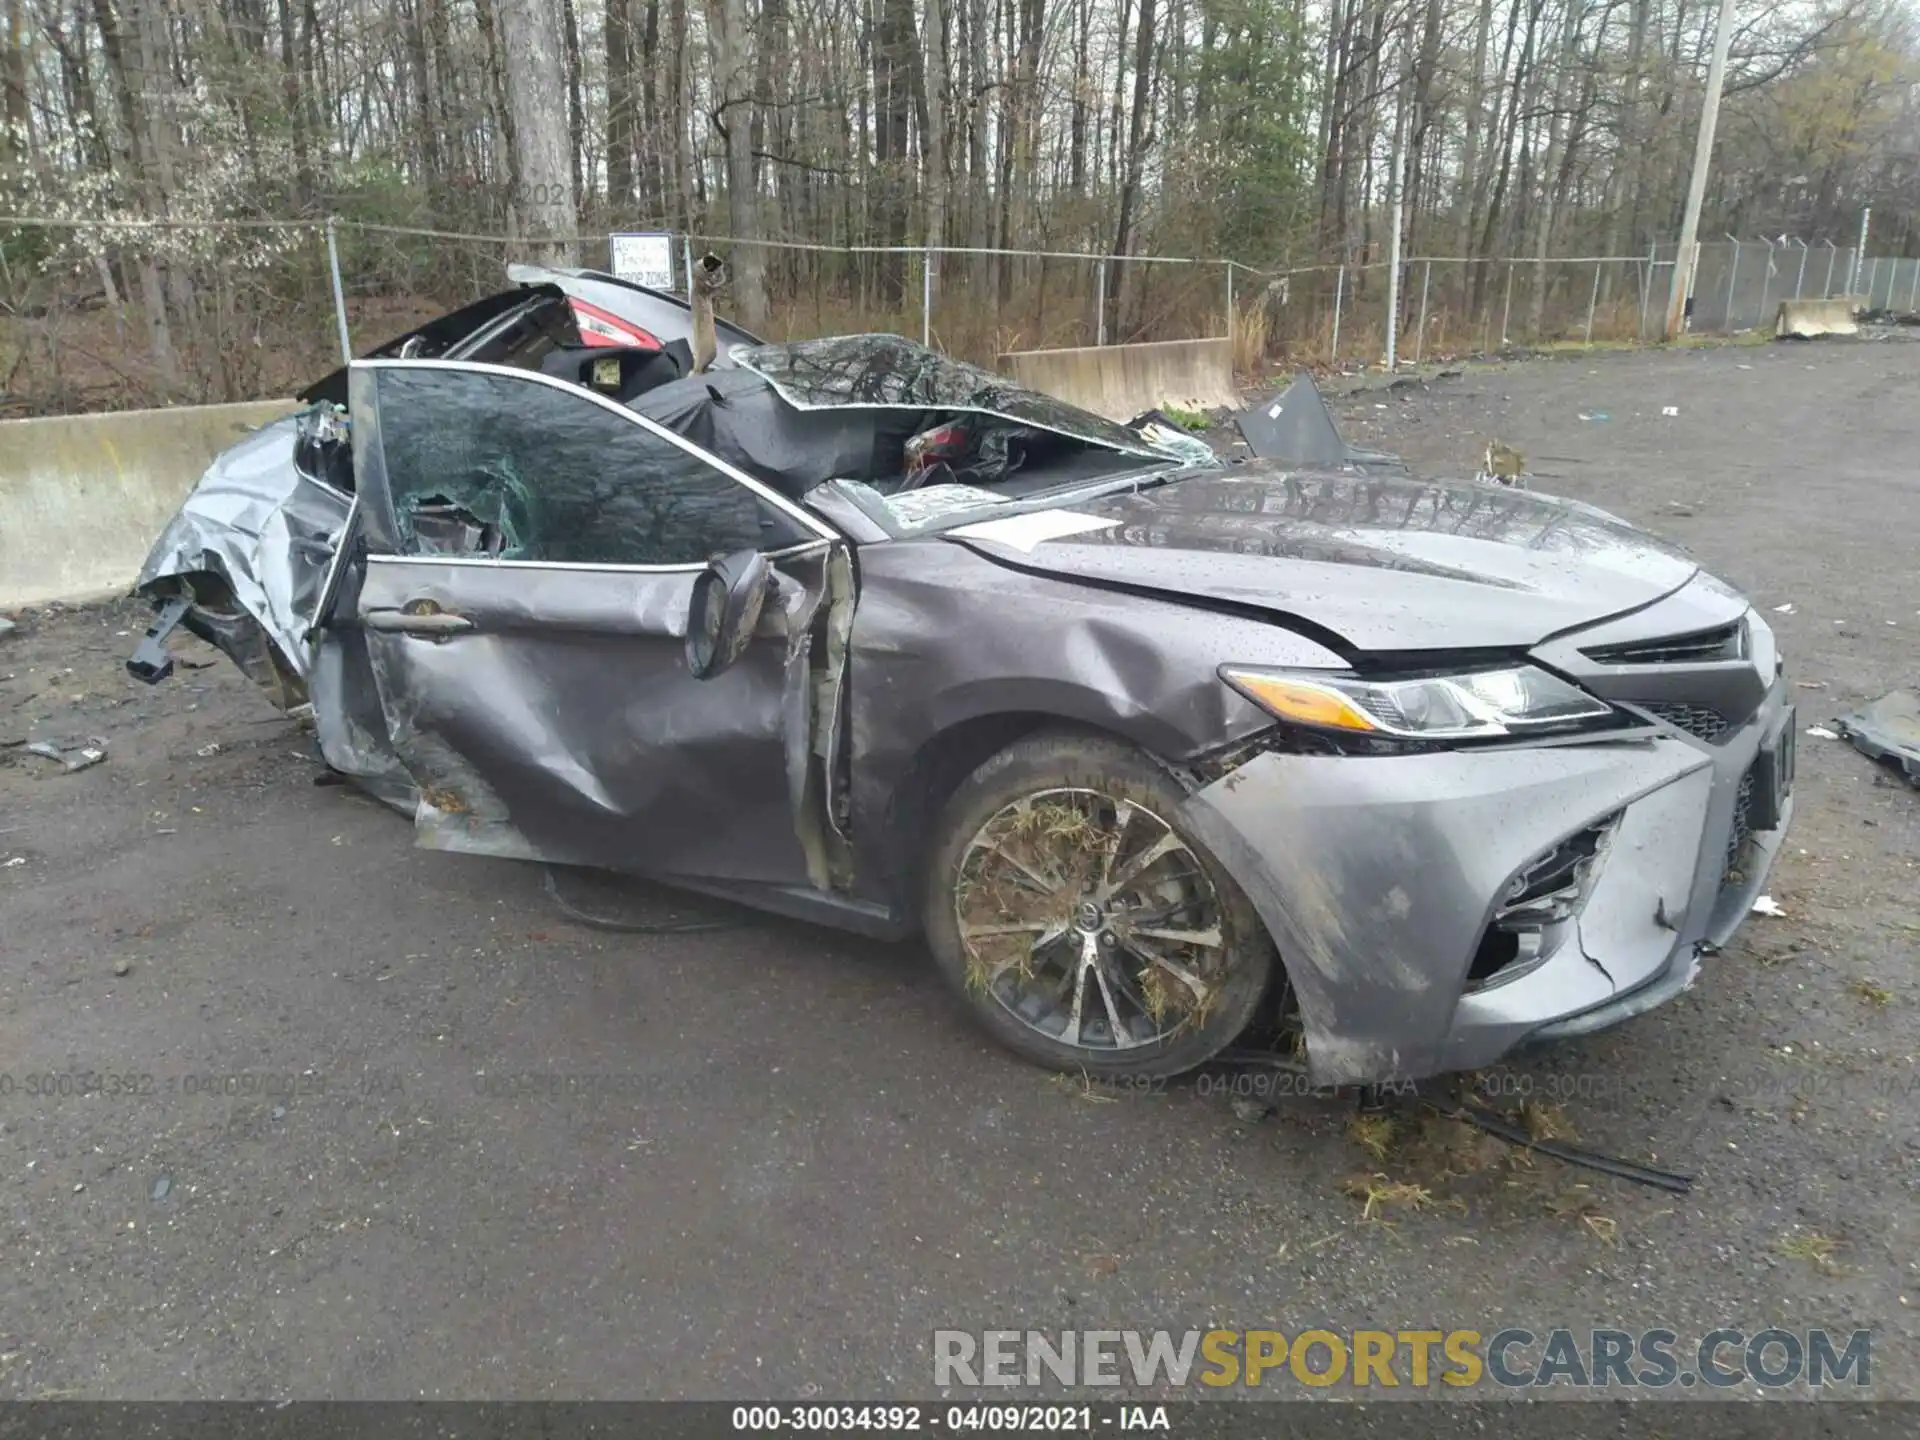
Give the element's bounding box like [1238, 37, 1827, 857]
[0, 337, 1914, 1407]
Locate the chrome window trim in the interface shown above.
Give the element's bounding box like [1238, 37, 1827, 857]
[363, 538, 834, 575]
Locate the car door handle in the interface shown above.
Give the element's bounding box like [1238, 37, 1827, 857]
[364, 609, 475, 637]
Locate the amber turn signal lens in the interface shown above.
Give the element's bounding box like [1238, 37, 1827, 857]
[1221, 671, 1380, 732]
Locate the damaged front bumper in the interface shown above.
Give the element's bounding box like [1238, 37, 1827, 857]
[1181, 676, 1795, 1087]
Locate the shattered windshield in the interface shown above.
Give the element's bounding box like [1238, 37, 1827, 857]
[734, 334, 1179, 460]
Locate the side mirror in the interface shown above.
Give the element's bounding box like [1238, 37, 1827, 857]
[686, 549, 771, 680]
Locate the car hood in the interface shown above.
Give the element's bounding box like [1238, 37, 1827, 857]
[945, 467, 1703, 653]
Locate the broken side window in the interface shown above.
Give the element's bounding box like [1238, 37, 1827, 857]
[373, 367, 809, 565]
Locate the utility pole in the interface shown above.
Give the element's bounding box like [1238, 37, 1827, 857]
[1847, 207, 1870, 295]
[1385, 101, 1407, 369]
[1664, 0, 1738, 340]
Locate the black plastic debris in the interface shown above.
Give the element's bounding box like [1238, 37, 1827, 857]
[1455, 1104, 1695, 1194]
[1835, 689, 1920, 788]
[1235, 373, 1408, 471]
[127, 594, 192, 684]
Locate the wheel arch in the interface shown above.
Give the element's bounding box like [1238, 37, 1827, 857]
[870, 680, 1230, 926]
[911, 716, 1285, 1077]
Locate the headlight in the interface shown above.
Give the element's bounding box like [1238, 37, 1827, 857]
[1220, 664, 1614, 741]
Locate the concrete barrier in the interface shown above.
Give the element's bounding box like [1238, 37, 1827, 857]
[0, 399, 296, 608]
[999, 337, 1240, 421]
[1776, 297, 1863, 339]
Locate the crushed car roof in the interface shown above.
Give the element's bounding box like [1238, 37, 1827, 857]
[733, 335, 1175, 459]
[629, 334, 1200, 498]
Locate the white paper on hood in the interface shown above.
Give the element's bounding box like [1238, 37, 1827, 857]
[950, 510, 1121, 553]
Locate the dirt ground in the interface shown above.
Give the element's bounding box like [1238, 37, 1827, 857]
[0, 337, 1916, 1407]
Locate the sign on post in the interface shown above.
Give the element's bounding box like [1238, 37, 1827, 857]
[609, 232, 676, 291]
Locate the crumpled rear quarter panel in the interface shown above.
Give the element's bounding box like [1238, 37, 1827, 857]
[134, 412, 346, 679]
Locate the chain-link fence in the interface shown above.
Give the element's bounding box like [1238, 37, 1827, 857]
[1674, 239, 1869, 332]
[1, 214, 1911, 419]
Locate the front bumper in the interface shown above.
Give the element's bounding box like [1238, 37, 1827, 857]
[1180, 675, 1795, 1087]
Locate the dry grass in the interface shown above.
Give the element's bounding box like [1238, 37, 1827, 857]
[1230, 303, 1270, 376]
[1521, 1100, 1576, 1143]
[1394, 1113, 1512, 1181]
[1541, 1183, 1618, 1244]
[1580, 1214, 1620, 1245]
[1049, 1071, 1118, 1105]
[1849, 978, 1893, 1008]
[1346, 1112, 1397, 1162]
[1081, 1251, 1122, 1277]
[1342, 1173, 1436, 1223]
[1777, 1230, 1845, 1271]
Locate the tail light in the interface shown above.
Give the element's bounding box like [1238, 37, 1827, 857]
[905, 423, 969, 476]
[569, 298, 662, 350]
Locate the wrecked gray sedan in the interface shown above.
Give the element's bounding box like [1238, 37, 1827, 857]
[131, 270, 1795, 1086]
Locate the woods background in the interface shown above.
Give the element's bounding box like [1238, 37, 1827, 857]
[2, 0, 1919, 413]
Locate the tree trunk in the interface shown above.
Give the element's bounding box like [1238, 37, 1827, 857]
[1454, 0, 1494, 271]
[498, 0, 579, 261]
[1107, 0, 1157, 329]
[921, 0, 949, 319]
[473, 0, 520, 198]
[561, 0, 585, 203]
[1527, 0, 1585, 338]
[1068, 0, 1089, 200]
[606, 0, 634, 206]
[872, 0, 915, 306]
[4, 0, 33, 166]
[964, 0, 989, 290]
[704, 0, 767, 326]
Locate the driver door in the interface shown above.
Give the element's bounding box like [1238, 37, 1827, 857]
[343, 358, 843, 885]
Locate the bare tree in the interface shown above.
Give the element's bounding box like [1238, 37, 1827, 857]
[498, 0, 579, 261]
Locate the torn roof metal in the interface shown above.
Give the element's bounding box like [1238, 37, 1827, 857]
[734, 334, 1181, 460]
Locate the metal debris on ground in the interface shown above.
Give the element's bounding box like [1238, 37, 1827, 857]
[150, 1174, 173, 1202]
[1833, 689, 1920, 788]
[1751, 895, 1786, 918]
[1234, 373, 1408, 470]
[1661, 406, 1680, 417]
[1805, 726, 1840, 740]
[3, 857, 24, 868]
[24, 738, 107, 773]
[196, 743, 224, 757]
[1773, 603, 1795, 614]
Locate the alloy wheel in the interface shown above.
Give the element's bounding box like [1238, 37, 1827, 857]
[951, 788, 1232, 1052]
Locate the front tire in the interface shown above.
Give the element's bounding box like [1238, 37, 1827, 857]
[923, 731, 1276, 1079]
